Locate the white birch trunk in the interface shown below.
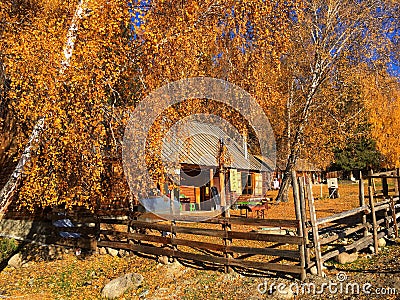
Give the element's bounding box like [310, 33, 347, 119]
[0, 0, 86, 214]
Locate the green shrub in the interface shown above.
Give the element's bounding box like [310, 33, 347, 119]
[0, 238, 18, 260]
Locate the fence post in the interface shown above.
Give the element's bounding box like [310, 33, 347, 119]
[359, 171, 368, 237]
[94, 215, 100, 253]
[368, 169, 376, 194]
[368, 186, 379, 254]
[384, 206, 390, 232]
[291, 171, 306, 280]
[127, 219, 134, 253]
[397, 168, 400, 200]
[222, 219, 232, 273]
[307, 177, 323, 276]
[381, 176, 389, 230]
[298, 177, 310, 268]
[171, 220, 177, 261]
[382, 175, 389, 199]
[390, 196, 398, 239]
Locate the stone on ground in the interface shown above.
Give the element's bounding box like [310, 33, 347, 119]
[8, 253, 23, 269]
[106, 247, 119, 257]
[101, 273, 143, 299]
[98, 247, 107, 255]
[157, 255, 169, 265]
[335, 252, 358, 264]
[378, 238, 386, 247]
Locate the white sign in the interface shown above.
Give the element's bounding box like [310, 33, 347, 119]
[327, 178, 338, 188]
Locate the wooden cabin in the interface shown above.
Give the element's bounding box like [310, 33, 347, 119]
[161, 121, 274, 211]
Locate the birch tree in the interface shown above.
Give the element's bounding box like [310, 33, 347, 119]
[1, 0, 136, 211]
[276, 0, 399, 202]
[0, 0, 88, 212]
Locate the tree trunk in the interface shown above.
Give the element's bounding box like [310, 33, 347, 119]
[278, 80, 295, 202]
[276, 151, 296, 203]
[276, 44, 327, 202]
[276, 79, 320, 202]
[0, 0, 86, 214]
[0, 118, 44, 212]
[276, 172, 291, 202]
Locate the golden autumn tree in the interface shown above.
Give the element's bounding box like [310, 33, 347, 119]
[0, 40, 15, 174]
[274, 0, 399, 201]
[1, 0, 294, 212]
[2, 0, 398, 212]
[133, 0, 399, 205]
[133, 0, 297, 92]
[132, 0, 299, 190]
[1, 0, 138, 211]
[365, 73, 400, 168]
[0, 0, 56, 210]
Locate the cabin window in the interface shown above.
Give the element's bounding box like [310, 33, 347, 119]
[241, 173, 253, 195]
[254, 173, 263, 196]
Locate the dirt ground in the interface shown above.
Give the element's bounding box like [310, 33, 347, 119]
[0, 242, 399, 299]
[0, 181, 399, 299]
[238, 180, 363, 220]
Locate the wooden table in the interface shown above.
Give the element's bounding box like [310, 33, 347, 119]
[237, 198, 269, 218]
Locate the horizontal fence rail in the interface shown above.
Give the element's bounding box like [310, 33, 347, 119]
[1, 169, 399, 281]
[97, 217, 305, 276]
[302, 170, 400, 276]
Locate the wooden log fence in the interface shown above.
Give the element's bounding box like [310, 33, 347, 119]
[38, 208, 307, 278]
[304, 169, 400, 275]
[4, 169, 399, 280]
[96, 216, 306, 277]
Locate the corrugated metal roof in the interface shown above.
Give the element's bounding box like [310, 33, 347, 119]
[254, 155, 275, 172]
[161, 121, 270, 171]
